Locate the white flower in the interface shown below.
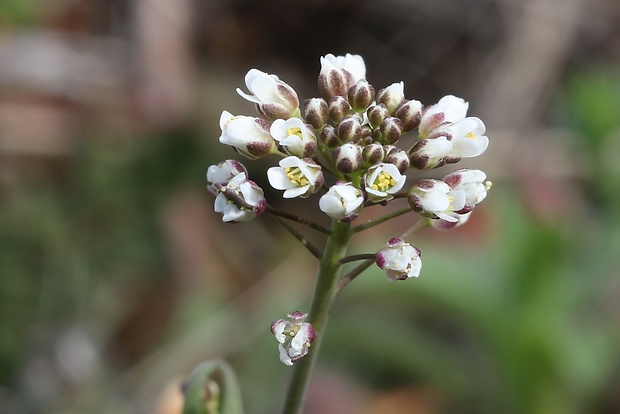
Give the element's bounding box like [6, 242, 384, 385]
[269, 118, 317, 158]
[236, 68, 299, 120]
[318, 53, 366, 99]
[213, 173, 266, 222]
[270, 311, 316, 366]
[444, 117, 489, 159]
[206, 159, 247, 195]
[407, 178, 466, 222]
[319, 182, 364, 221]
[219, 111, 275, 159]
[418, 95, 469, 138]
[363, 163, 407, 203]
[443, 169, 491, 209]
[267, 156, 324, 198]
[375, 238, 422, 281]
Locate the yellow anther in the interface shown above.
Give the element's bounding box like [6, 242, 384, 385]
[287, 127, 303, 138]
[466, 132, 476, 139]
[373, 172, 395, 192]
[285, 166, 309, 187]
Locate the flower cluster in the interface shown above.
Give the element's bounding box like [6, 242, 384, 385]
[206, 53, 492, 364]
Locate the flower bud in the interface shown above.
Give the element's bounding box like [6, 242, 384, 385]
[362, 142, 385, 165]
[384, 146, 410, 173]
[408, 137, 453, 169]
[367, 104, 390, 129]
[303, 98, 329, 129]
[219, 111, 275, 159]
[395, 99, 423, 132]
[379, 117, 403, 144]
[236, 69, 300, 120]
[337, 116, 362, 143]
[320, 125, 339, 148]
[333, 143, 362, 174]
[318, 54, 366, 99]
[376, 81, 405, 114]
[376, 238, 422, 281]
[328, 96, 351, 123]
[348, 79, 375, 112]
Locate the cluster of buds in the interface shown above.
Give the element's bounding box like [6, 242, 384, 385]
[206, 53, 492, 364]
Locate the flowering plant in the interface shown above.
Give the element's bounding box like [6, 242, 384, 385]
[186, 53, 492, 414]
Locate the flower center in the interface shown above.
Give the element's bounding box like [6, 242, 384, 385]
[285, 167, 309, 187]
[287, 127, 303, 139]
[372, 171, 396, 192]
[466, 131, 476, 139]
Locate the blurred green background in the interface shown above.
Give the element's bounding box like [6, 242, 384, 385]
[1, 0, 620, 413]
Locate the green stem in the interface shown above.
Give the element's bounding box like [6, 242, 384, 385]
[280, 220, 352, 414]
[351, 205, 413, 234]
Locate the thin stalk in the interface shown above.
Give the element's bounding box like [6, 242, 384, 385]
[352, 205, 413, 234]
[339, 253, 377, 264]
[280, 220, 352, 414]
[273, 216, 322, 259]
[265, 206, 331, 235]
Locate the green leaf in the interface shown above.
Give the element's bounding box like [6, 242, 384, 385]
[182, 359, 244, 414]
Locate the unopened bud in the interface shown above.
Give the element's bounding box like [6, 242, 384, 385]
[362, 142, 385, 165]
[395, 99, 423, 132]
[348, 79, 375, 112]
[318, 58, 350, 99]
[320, 125, 339, 148]
[328, 96, 352, 123]
[379, 117, 403, 144]
[304, 98, 329, 129]
[333, 143, 363, 173]
[384, 146, 410, 173]
[367, 104, 390, 129]
[376, 81, 405, 114]
[408, 137, 452, 169]
[337, 116, 362, 143]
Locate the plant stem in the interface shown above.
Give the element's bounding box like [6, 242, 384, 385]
[265, 206, 331, 235]
[351, 205, 412, 233]
[280, 220, 352, 414]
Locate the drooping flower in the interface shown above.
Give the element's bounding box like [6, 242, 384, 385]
[270, 311, 316, 366]
[319, 182, 364, 221]
[418, 95, 469, 138]
[267, 156, 324, 198]
[375, 238, 422, 281]
[219, 111, 276, 159]
[407, 178, 466, 222]
[270, 118, 317, 158]
[213, 173, 266, 222]
[443, 169, 491, 210]
[206, 159, 248, 195]
[236, 69, 300, 120]
[364, 163, 407, 203]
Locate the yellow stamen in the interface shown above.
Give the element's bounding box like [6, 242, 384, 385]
[285, 166, 310, 188]
[287, 127, 303, 138]
[372, 171, 396, 192]
[466, 132, 476, 139]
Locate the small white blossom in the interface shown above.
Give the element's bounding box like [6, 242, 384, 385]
[443, 169, 491, 209]
[364, 163, 407, 203]
[407, 179, 466, 222]
[445, 117, 489, 159]
[318, 53, 366, 99]
[236, 69, 299, 120]
[213, 173, 266, 222]
[219, 111, 275, 159]
[270, 311, 316, 366]
[267, 156, 324, 198]
[418, 95, 469, 138]
[319, 182, 364, 221]
[270, 118, 317, 158]
[375, 238, 422, 281]
[206, 160, 247, 194]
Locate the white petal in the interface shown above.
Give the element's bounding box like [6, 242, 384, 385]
[267, 167, 294, 190]
[283, 185, 310, 199]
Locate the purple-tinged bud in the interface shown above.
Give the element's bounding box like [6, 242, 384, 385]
[408, 137, 453, 169]
[362, 142, 385, 165]
[320, 125, 339, 148]
[304, 98, 329, 129]
[376, 238, 422, 281]
[376, 81, 405, 114]
[337, 116, 362, 143]
[395, 99, 423, 132]
[328, 96, 352, 123]
[384, 146, 410, 173]
[318, 61, 349, 100]
[333, 143, 363, 173]
[348, 79, 375, 112]
[379, 117, 403, 144]
[367, 104, 390, 129]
